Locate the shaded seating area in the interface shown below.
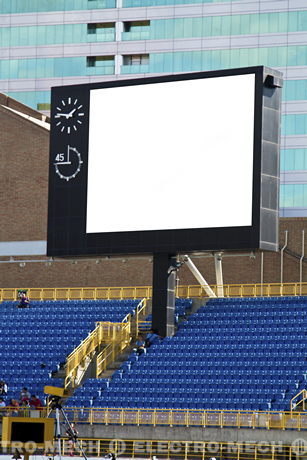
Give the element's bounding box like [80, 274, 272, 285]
[0, 299, 139, 405]
[74, 297, 306, 411]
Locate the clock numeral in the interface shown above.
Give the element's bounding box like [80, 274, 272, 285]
[55, 153, 64, 162]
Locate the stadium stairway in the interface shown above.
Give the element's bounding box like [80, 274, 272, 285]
[67, 296, 306, 411]
[0, 299, 139, 405]
[64, 298, 193, 406]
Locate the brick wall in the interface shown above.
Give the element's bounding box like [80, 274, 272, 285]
[0, 105, 49, 242]
[1, 97, 306, 289]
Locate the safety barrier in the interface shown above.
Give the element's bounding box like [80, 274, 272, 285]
[0, 408, 305, 431]
[135, 297, 150, 333]
[37, 438, 307, 459]
[291, 388, 307, 413]
[2, 282, 307, 301]
[65, 321, 131, 388]
[66, 298, 148, 385]
[96, 299, 149, 377]
[59, 408, 307, 431]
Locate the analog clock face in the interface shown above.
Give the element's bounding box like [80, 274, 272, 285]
[54, 97, 84, 134]
[54, 145, 83, 181]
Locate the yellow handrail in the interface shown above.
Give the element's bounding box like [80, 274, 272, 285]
[50, 408, 307, 431]
[96, 344, 115, 377]
[290, 388, 307, 413]
[96, 342, 127, 378]
[2, 282, 307, 302]
[135, 298, 149, 333]
[65, 321, 131, 388]
[0, 407, 305, 431]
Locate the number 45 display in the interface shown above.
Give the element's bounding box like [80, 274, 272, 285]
[54, 145, 83, 182]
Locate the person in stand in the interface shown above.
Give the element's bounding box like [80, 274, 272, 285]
[8, 398, 19, 415]
[134, 334, 145, 355]
[145, 329, 159, 348]
[0, 398, 7, 418]
[21, 399, 30, 417]
[66, 423, 78, 456]
[0, 380, 8, 395]
[18, 292, 30, 308]
[29, 395, 43, 410]
[20, 387, 30, 403]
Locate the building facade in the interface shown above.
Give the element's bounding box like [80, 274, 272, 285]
[1, 1, 307, 290]
[1, 1, 307, 216]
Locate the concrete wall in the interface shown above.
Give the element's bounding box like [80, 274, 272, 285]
[71, 424, 304, 444]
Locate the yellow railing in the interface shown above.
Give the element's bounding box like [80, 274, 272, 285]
[56, 408, 307, 431]
[2, 282, 307, 302]
[96, 342, 128, 378]
[65, 321, 131, 388]
[96, 344, 114, 378]
[0, 286, 152, 301]
[135, 297, 149, 333]
[0, 408, 305, 431]
[96, 299, 148, 377]
[291, 388, 307, 413]
[38, 438, 307, 459]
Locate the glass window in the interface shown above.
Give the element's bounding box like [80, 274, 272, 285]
[280, 184, 307, 208]
[123, 54, 149, 65]
[86, 56, 115, 75]
[0, 0, 116, 14]
[281, 149, 307, 171]
[5, 90, 50, 110]
[87, 23, 115, 42]
[0, 23, 114, 48]
[122, 0, 244, 6]
[0, 56, 115, 79]
[121, 11, 307, 42]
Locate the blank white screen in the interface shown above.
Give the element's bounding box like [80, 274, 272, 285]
[86, 74, 255, 233]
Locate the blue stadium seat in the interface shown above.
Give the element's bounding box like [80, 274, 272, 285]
[65, 296, 306, 411]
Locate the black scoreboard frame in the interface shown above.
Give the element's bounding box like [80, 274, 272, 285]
[47, 66, 282, 257]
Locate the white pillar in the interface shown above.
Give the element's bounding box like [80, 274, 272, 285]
[115, 20, 123, 42]
[183, 255, 216, 298]
[114, 54, 123, 75]
[214, 253, 224, 298]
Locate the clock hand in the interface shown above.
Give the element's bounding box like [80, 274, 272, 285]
[67, 108, 76, 118]
[55, 113, 70, 118]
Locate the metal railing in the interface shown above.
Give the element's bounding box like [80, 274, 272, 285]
[59, 408, 307, 431]
[95, 299, 148, 377]
[135, 297, 149, 333]
[0, 407, 305, 431]
[291, 388, 307, 413]
[65, 321, 131, 388]
[65, 297, 149, 386]
[2, 282, 307, 302]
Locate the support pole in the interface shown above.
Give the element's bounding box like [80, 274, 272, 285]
[299, 230, 305, 295]
[152, 253, 176, 337]
[260, 252, 264, 296]
[55, 408, 62, 459]
[183, 255, 216, 298]
[280, 230, 288, 284]
[214, 252, 224, 297]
